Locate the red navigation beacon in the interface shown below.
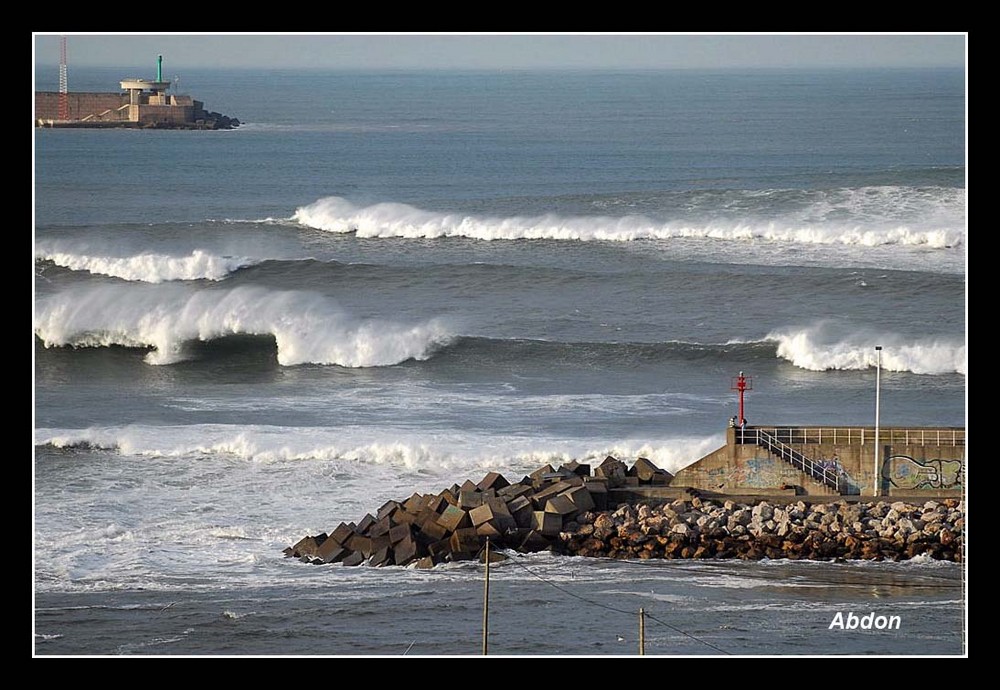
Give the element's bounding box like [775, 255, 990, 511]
[730, 371, 752, 426]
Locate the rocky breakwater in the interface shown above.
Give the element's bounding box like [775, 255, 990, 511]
[560, 497, 964, 562]
[284, 456, 964, 567]
[284, 456, 672, 568]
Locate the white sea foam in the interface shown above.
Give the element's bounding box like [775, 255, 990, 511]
[35, 424, 722, 477]
[33, 284, 451, 367]
[767, 323, 966, 375]
[292, 194, 965, 248]
[35, 248, 257, 282]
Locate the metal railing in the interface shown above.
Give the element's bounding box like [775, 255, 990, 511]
[754, 429, 841, 493]
[739, 426, 964, 447]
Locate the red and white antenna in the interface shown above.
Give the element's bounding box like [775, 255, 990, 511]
[731, 371, 752, 425]
[58, 36, 68, 121]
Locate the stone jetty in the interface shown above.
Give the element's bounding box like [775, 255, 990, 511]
[284, 456, 964, 567]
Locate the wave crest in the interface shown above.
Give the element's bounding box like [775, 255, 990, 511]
[35, 248, 257, 283]
[33, 284, 452, 367]
[292, 193, 964, 247]
[767, 323, 966, 375]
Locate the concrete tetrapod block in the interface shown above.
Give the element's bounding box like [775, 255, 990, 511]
[469, 503, 498, 527]
[583, 479, 609, 511]
[476, 522, 502, 540]
[291, 535, 323, 558]
[369, 545, 393, 567]
[507, 495, 535, 528]
[544, 494, 577, 518]
[393, 534, 421, 566]
[562, 485, 595, 513]
[483, 495, 507, 512]
[559, 460, 592, 477]
[428, 538, 452, 558]
[458, 490, 484, 510]
[529, 464, 556, 483]
[418, 516, 449, 542]
[341, 550, 365, 567]
[498, 484, 534, 501]
[450, 527, 484, 556]
[414, 508, 439, 532]
[330, 522, 355, 546]
[650, 470, 674, 485]
[531, 480, 577, 508]
[377, 500, 401, 522]
[403, 493, 426, 513]
[389, 523, 412, 544]
[370, 534, 392, 554]
[369, 517, 392, 538]
[393, 509, 420, 526]
[532, 511, 563, 536]
[629, 457, 665, 483]
[425, 494, 449, 514]
[355, 514, 376, 535]
[414, 556, 436, 569]
[317, 538, 347, 563]
[477, 471, 511, 492]
[459, 479, 479, 493]
[595, 456, 628, 487]
[437, 504, 471, 532]
[345, 533, 373, 558]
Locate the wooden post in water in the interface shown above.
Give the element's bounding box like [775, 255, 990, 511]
[482, 537, 490, 656]
[639, 608, 645, 656]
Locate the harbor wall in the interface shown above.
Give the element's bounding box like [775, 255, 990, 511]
[670, 426, 965, 497]
[35, 92, 127, 121]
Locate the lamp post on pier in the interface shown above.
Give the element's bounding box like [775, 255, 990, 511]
[873, 346, 882, 497]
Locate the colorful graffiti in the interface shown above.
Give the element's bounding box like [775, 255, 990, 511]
[885, 455, 963, 490]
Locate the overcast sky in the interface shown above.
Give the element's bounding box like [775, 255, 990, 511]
[33, 33, 966, 71]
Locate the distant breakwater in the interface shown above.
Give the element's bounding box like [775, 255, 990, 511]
[284, 456, 964, 567]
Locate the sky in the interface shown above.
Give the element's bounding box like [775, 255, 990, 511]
[33, 33, 967, 71]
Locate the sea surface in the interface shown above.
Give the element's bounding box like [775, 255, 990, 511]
[33, 66, 966, 656]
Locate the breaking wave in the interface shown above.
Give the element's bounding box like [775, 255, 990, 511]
[35, 248, 259, 283]
[33, 284, 452, 367]
[292, 190, 964, 248]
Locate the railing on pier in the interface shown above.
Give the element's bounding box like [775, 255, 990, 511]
[736, 427, 964, 447]
[752, 429, 841, 493]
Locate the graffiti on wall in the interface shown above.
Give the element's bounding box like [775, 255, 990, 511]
[814, 454, 861, 494]
[712, 456, 784, 489]
[884, 455, 963, 490]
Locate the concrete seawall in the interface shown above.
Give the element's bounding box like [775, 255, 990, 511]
[35, 92, 125, 121]
[671, 426, 964, 498]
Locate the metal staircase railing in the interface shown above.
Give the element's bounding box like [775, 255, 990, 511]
[751, 428, 842, 493]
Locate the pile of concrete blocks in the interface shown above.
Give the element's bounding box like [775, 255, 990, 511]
[284, 456, 673, 568]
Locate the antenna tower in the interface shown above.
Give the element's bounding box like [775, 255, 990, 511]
[58, 36, 68, 120]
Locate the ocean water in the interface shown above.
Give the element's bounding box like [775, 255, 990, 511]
[33, 66, 966, 656]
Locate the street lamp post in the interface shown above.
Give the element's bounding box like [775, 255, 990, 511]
[874, 346, 882, 497]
